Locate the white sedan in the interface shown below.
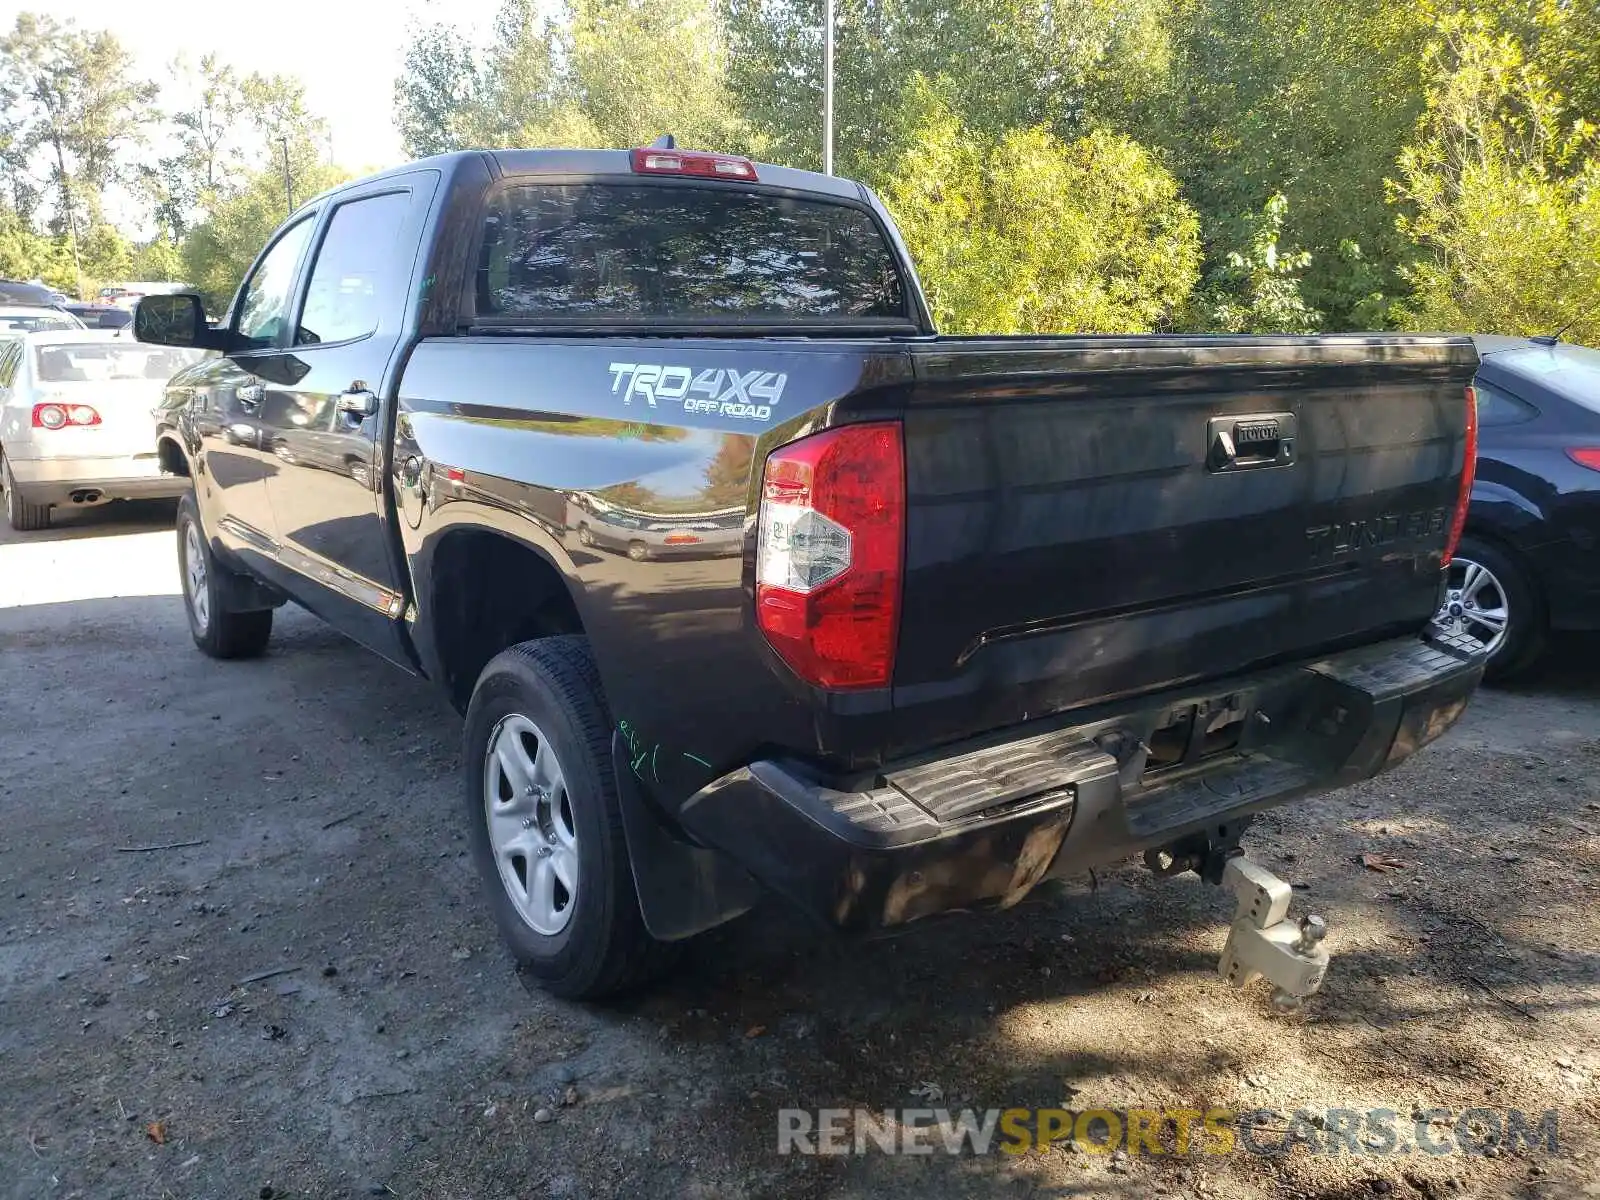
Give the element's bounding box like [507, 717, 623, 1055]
[0, 330, 205, 530]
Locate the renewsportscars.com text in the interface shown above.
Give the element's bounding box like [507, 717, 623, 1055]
[777, 1106, 1560, 1158]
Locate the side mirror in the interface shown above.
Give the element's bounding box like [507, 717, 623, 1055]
[134, 293, 224, 350]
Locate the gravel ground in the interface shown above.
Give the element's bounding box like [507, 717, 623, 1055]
[1, 501, 1597, 1200]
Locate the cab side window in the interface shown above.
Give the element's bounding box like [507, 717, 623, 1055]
[236, 216, 317, 350]
[296, 191, 411, 347]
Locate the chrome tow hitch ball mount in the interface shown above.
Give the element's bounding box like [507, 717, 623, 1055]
[1217, 856, 1330, 1013]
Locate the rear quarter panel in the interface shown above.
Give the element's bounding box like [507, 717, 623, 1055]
[393, 336, 914, 802]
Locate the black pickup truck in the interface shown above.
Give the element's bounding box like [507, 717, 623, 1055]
[135, 145, 1484, 1000]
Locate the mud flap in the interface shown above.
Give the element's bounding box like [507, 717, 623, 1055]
[216, 567, 287, 613]
[612, 732, 762, 942]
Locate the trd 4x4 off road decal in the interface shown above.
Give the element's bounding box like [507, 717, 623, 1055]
[608, 363, 786, 422]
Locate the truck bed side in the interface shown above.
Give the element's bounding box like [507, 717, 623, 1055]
[392, 332, 1476, 814]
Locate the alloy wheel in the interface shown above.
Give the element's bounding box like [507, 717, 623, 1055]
[183, 521, 210, 633]
[483, 713, 579, 936]
[1434, 556, 1509, 657]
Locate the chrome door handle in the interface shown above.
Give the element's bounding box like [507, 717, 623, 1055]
[336, 389, 378, 419]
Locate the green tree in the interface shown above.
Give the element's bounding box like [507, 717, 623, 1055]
[394, 18, 498, 156]
[129, 235, 185, 282]
[0, 13, 156, 291]
[1184, 193, 1323, 332]
[722, 0, 1170, 188]
[78, 221, 131, 286]
[171, 68, 339, 309]
[182, 158, 349, 312]
[0, 205, 71, 288]
[567, 0, 752, 150]
[1389, 14, 1600, 341]
[1132, 0, 1428, 328]
[139, 54, 250, 239]
[881, 90, 1201, 333]
[395, 0, 753, 156]
[1465, 0, 1600, 127]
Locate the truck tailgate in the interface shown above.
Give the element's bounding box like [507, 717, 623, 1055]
[892, 336, 1478, 740]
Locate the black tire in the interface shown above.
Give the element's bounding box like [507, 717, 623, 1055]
[463, 635, 676, 999]
[177, 493, 273, 659]
[2, 452, 50, 531]
[1446, 534, 1545, 682]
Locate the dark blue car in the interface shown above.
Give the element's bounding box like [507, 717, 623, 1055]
[1436, 336, 1600, 678]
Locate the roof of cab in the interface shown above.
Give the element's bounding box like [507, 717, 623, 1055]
[300, 147, 870, 212]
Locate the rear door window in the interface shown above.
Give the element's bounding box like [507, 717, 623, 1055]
[475, 183, 908, 326]
[296, 191, 413, 346]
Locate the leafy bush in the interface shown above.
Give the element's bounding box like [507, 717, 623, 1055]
[882, 89, 1202, 334]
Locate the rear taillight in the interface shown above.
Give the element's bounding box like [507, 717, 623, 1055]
[1443, 385, 1478, 566]
[1566, 448, 1600, 471]
[629, 147, 758, 181]
[756, 422, 904, 690]
[32, 403, 100, 429]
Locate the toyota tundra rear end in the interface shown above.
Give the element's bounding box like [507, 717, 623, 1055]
[178, 145, 1483, 1002]
[674, 332, 1483, 952]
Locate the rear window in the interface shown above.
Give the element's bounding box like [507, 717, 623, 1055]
[0, 313, 78, 332]
[475, 183, 908, 325]
[1499, 343, 1600, 413]
[34, 343, 202, 383]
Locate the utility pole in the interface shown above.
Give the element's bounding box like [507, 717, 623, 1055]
[279, 136, 293, 214]
[822, 0, 834, 175]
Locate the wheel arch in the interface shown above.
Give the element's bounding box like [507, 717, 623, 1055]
[1458, 522, 1548, 609]
[157, 432, 191, 478]
[421, 526, 588, 714]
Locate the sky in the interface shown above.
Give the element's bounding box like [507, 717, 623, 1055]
[0, 0, 505, 173]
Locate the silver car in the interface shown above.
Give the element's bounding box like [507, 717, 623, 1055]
[0, 330, 204, 530]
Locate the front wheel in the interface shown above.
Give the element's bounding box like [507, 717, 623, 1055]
[463, 636, 675, 999]
[1433, 535, 1544, 681]
[177, 493, 273, 659]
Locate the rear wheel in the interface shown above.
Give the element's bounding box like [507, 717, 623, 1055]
[177, 493, 273, 659]
[464, 635, 675, 999]
[1, 453, 50, 531]
[1434, 535, 1544, 681]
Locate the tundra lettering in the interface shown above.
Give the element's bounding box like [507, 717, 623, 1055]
[1306, 508, 1449, 561]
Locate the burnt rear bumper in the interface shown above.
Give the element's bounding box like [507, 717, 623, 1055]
[676, 634, 1483, 933]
